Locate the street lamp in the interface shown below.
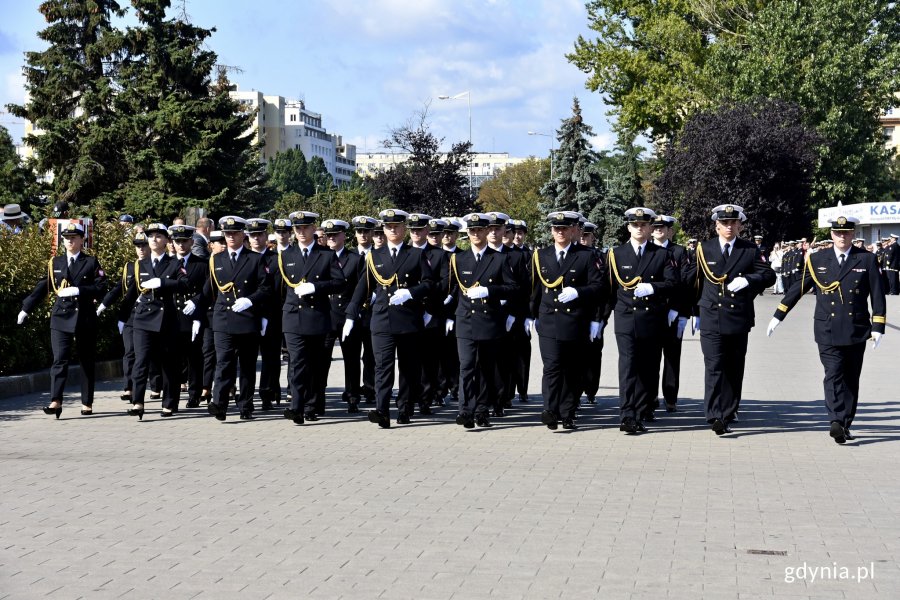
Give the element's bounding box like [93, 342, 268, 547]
[528, 131, 555, 179]
[438, 91, 473, 198]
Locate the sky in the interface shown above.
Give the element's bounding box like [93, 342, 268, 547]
[0, 0, 618, 159]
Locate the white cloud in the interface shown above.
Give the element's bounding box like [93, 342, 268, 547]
[589, 133, 615, 152]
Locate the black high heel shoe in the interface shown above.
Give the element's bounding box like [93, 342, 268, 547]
[42, 404, 62, 419]
[80, 408, 93, 416]
[127, 405, 145, 420]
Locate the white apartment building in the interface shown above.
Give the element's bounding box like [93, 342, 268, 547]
[355, 151, 529, 189]
[229, 88, 356, 186]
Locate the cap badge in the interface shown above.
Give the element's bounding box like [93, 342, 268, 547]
[385, 210, 395, 218]
[725, 205, 734, 214]
[635, 209, 644, 217]
[226, 218, 235, 226]
[837, 216, 847, 225]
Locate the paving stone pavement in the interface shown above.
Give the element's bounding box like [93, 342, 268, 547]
[1, 295, 899, 600]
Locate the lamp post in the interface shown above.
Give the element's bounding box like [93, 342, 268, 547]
[528, 131, 555, 180]
[438, 91, 473, 198]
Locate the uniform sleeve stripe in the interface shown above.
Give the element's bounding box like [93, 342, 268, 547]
[873, 316, 886, 324]
[777, 303, 789, 312]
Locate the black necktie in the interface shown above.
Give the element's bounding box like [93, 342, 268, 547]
[230, 251, 237, 265]
[69, 256, 75, 268]
[636, 245, 642, 259]
[558, 250, 565, 265]
[152, 258, 159, 272]
[476, 253, 481, 263]
[303, 248, 309, 260]
[723, 243, 730, 260]
[839, 253, 845, 268]
[391, 248, 398, 262]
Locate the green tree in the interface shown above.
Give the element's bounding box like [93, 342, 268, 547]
[477, 157, 549, 242]
[654, 98, 822, 242]
[267, 148, 312, 196]
[112, 0, 261, 219]
[367, 106, 474, 217]
[307, 156, 334, 194]
[538, 97, 605, 244]
[568, 0, 900, 207]
[0, 125, 40, 209]
[7, 0, 127, 206]
[592, 136, 643, 247]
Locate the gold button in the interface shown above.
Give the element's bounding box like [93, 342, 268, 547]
[831, 313, 835, 316]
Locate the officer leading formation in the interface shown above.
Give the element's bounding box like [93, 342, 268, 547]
[17, 206, 888, 443]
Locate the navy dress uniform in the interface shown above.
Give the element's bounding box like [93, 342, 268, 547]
[200, 230, 225, 402]
[485, 211, 529, 414]
[651, 215, 692, 413]
[317, 219, 364, 413]
[509, 219, 533, 403]
[120, 223, 189, 418]
[202, 216, 274, 421]
[279, 212, 346, 423]
[885, 234, 899, 295]
[344, 209, 437, 428]
[530, 211, 606, 430]
[579, 222, 606, 405]
[99, 232, 149, 402]
[405, 213, 450, 415]
[247, 218, 285, 410]
[345, 216, 379, 405]
[19, 222, 108, 417]
[602, 208, 678, 433]
[448, 213, 520, 428]
[169, 225, 209, 409]
[437, 218, 463, 405]
[767, 216, 886, 443]
[683, 204, 776, 434]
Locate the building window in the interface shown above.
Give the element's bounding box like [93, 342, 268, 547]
[884, 127, 895, 140]
[290, 114, 296, 122]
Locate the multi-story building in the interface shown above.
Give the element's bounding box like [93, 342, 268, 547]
[881, 105, 900, 152]
[229, 87, 356, 186]
[355, 151, 529, 190]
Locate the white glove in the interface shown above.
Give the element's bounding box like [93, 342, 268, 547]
[58, 286, 80, 297]
[727, 277, 749, 292]
[371, 292, 377, 304]
[443, 294, 453, 305]
[295, 282, 315, 296]
[634, 283, 654, 298]
[143, 277, 162, 290]
[589, 321, 601, 341]
[424, 312, 432, 327]
[466, 286, 489, 299]
[389, 289, 412, 305]
[191, 320, 201, 341]
[692, 316, 700, 335]
[232, 297, 252, 313]
[524, 318, 536, 338]
[17, 310, 27, 325]
[341, 318, 354, 341]
[766, 317, 781, 337]
[667, 309, 678, 327]
[505, 315, 515, 332]
[260, 317, 269, 337]
[182, 300, 196, 316]
[96, 303, 106, 316]
[117, 321, 125, 335]
[557, 286, 578, 303]
[872, 331, 883, 350]
[676, 317, 688, 339]
[445, 319, 454, 335]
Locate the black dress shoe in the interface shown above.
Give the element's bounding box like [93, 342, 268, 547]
[620, 417, 637, 433]
[186, 399, 200, 408]
[127, 406, 144, 421]
[304, 412, 318, 422]
[843, 427, 855, 441]
[712, 419, 728, 436]
[641, 412, 657, 422]
[419, 405, 432, 416]
[160, 410, 175, 417]
[261, 401, 273, 411]
[120, 392, 132, 401]
[240, 411, 254, 420]
[540, 410, 558, 430]
[368, 410, 390, 428]
[149, 391, 162, 400]
[455, 413, 467, 426]
[586, 396, 596, 404]
[463, 416, 475, 429]
[397, 414, 411, 425]
[347, 402, 360, 414]
[207, 403, 225, 421]
[493, 407, 505, 418]
[518, 394, 528, 403]
[830, 421, 846, 444]
[475, 414, 492, 428]
[635, 421, 647, 432]
[562, 418, 577, 430]
[665, 401, 677, 413]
